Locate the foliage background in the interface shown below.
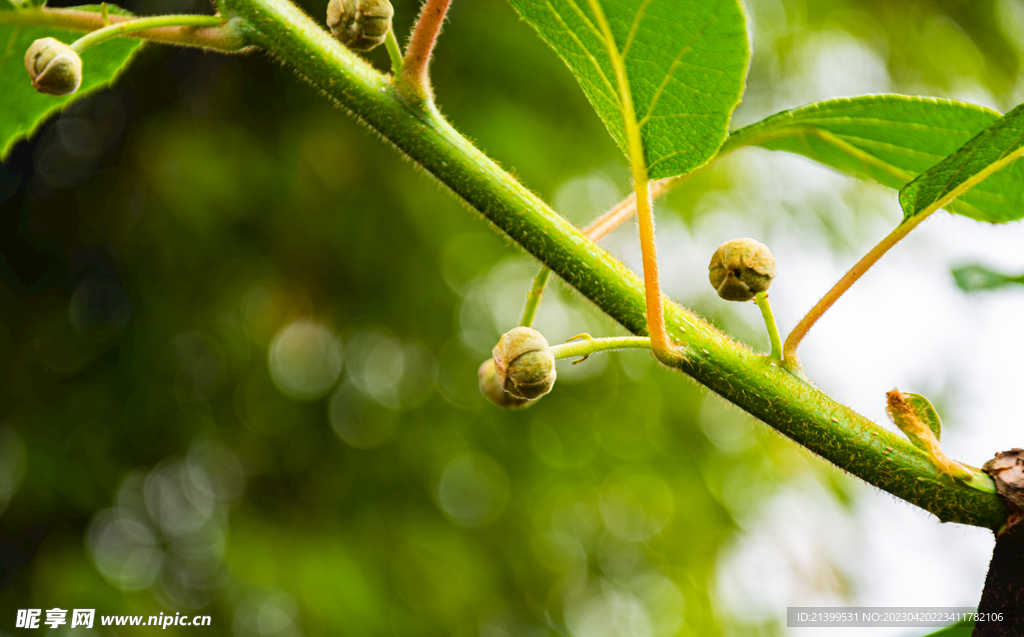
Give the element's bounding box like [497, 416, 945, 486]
[0, 0, 1022, 635]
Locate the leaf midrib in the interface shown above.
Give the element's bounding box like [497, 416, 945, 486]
[544, 0, 622, 111]
[541, 0, 737, 157]
[931, 128, 1024, 209]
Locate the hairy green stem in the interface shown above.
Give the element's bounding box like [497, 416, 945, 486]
[519, 268, 552, 328]
[754, 292, 782, 361]
[69, 14, 225, 53]
[0, 7, 249, 52]
[384, 29, 403, 76]
[219, 0, 1006, 530]
[550, 335, 652, 361]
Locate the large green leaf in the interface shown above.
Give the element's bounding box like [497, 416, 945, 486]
[900, 102, 1024, 222]
[506, 0, 749, 179]
[0, 4, 142, 158]
[723, 95, 1024, 223]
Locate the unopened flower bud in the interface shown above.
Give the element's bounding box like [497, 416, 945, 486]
[478, 359, 534, 409]
[492, 326, 556, 400]
[24, 38, 82, 96]
[327, 0, 393, 51]
[708, 238, 777, 302]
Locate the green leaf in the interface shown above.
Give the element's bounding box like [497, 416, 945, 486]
[506, 0, 749, 179]
[900, 102, 1024, 223]
[0, 4, 143, 158]
[953, 264, 1024, 292]
[723, 95, 1024, 223]
[904, 392, 942, 442]
[725, 96, 998, 190]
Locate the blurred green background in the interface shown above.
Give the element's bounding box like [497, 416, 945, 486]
[0, 0, 1022, 635]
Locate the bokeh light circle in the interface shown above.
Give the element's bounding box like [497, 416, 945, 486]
[268, 320, 342, 401]
[437, 453, 510, 528]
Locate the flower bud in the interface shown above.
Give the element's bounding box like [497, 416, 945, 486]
[327, 0, 394, 51]
[708, 238, 777, 302]
[492, 326, 556, 400]
[24, 38, 82, 96]
[478, 359, 534, 410]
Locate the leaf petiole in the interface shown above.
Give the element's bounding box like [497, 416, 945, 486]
[400, 0, 451, 102]
[583, 0, 676, 362]
[69, 13, 226, 54]
[516, 176, 682, 331]
[783, 214, 928, 367]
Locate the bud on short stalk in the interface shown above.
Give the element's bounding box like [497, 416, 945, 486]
[492, 326, 556, 400]
[708, 238, 777, 302]
[327, 0, 394, 51]
[24, 38, 82, 96]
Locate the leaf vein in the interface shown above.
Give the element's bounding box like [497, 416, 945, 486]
[621, 0, 653, 59]
[638, 1, 724, 128]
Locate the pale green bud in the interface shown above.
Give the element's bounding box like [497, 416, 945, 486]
[327, 0, 394, 51]
[25, 38, 82, 96]
[709, 238, 777, 302]
[492, 327, 556, 400]
[478, 359, 535, 410]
